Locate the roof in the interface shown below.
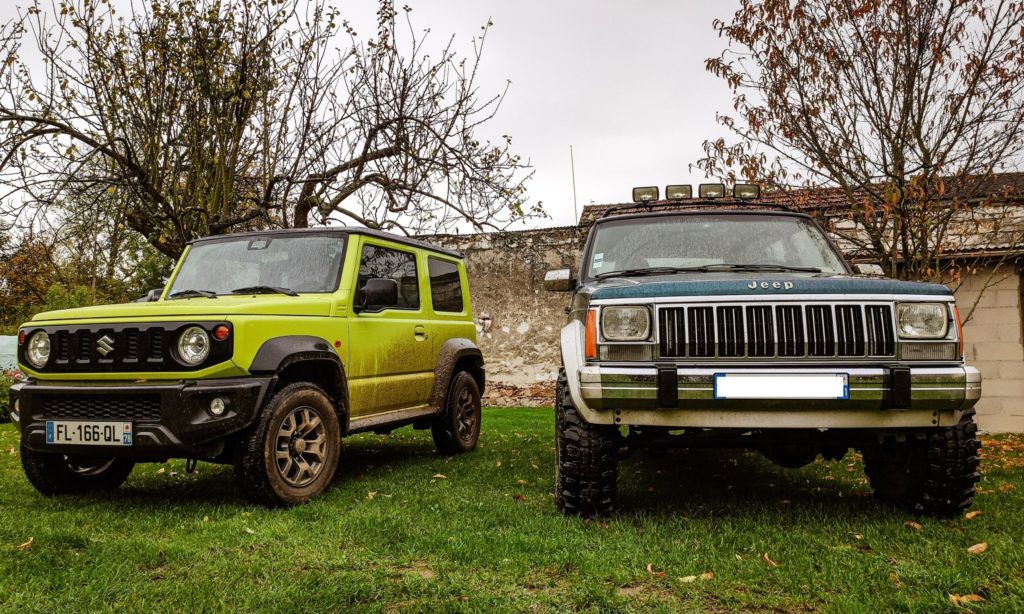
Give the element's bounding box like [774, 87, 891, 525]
[189, 226, 464, 259]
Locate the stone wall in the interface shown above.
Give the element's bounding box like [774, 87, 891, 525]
[429, 227, 582, 406]
[430, 227, 1023, 432]
[956, 265, 1024, 432]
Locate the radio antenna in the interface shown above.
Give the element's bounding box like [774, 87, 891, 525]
[570, 145, 579, 223]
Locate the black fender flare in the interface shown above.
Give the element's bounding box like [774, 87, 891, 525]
[249, 336, 350, 427]
[428, 338, 485, 412]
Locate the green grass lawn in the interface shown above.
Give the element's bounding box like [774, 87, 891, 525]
[1, 408, 1022, 613]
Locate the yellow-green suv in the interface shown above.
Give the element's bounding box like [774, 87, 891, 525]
[11, 228, 484, 506]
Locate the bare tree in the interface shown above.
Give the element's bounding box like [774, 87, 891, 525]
[0, 0, 538, 258]
[698, 0, 1024, 304]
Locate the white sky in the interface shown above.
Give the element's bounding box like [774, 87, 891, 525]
[0, 0, 742, 229]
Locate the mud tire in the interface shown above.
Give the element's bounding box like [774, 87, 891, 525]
[863, 410, 981, 517]
[554, 369, 618, 517]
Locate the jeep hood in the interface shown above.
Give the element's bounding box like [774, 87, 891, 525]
[587, 272, 951, 301]
[28, 295, 335, 323]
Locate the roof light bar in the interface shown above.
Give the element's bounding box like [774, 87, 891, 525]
[632, 186, 659, 203]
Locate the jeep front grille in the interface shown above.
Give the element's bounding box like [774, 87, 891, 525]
[658, 303, 896, 360]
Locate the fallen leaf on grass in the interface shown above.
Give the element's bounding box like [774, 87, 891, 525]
[243, 527, 255, 535]
[999, 483, 1014, 493]
[967, 542, 988, 555]
[904, 521, 923, 531]
[367, 491, 377, 500]
[512, 494, 526, 502]
[515, 479, 527, 485]
[889, 572, 903, 588]
[15, 538, 32, 552]
[965, 510, 982, 520]
[202, 516, 209, 523]
[157, 467, 166, 474]
[432, 474, 447, 480]
[762, 553, 779, 567]
[700, 571, 714, 581]
[949, 593, 986, 606]
[679, 575, 698, 583]
[646, 563, 665, 577]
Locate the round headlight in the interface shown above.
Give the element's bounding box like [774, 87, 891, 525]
[601, 306, 651, 341]
[177, 326, 211, 365]
[896, 303, 949, 339]
[25, 331, 51, 368]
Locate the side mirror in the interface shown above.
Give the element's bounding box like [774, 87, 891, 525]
[544, 269, 574, 292]
[355, 278, 399, 312]
[135, 288, 164, 303]
[853, 263, 885, 276]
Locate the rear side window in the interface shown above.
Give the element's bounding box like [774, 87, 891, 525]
[428, 257, 464, 313]
[358, 244, 419, 309]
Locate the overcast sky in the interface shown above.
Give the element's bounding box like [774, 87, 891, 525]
[377, 0, 743, 228]
[0, 0, 742, 229]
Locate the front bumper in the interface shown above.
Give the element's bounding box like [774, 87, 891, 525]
[12, 377, 271, 459]
[571, 364, 980, 429]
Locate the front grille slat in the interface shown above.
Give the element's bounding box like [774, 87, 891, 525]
[659, 303, 894, 360]
[36, 394, 161, 422]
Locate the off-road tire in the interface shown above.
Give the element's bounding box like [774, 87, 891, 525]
[862, 410, 981, 517]
[431, 371, 482, 455]
[234, 382, 341, 507]
[555, 369, 618, 517]
[21, 444, 134, 496]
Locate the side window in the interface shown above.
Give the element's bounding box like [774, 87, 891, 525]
[428, 257, 464, 313]
[358, 244, 419, 309]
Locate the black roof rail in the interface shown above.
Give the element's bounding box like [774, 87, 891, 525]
[597, 199, 796, 220]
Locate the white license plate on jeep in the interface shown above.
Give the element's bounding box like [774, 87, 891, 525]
[714, 373, 849, 400]
[45, 421, 133, 446]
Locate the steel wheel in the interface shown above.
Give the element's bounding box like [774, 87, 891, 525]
[454, 386, 478, 443]
[274, 406, 328, 488]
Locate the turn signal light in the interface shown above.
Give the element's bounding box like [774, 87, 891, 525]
[954, 306, 964, 358]
[213, 325, 231, 341]
[585, 309, 598, 359]
[18, 330, 26, 345]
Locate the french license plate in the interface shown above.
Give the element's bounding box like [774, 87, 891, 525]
[714, 373, 849, 400]
[45, 421, 133, 446]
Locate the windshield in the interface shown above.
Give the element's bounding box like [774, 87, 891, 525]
[168, 234, 347, 297]
[584, 214, 847, 279]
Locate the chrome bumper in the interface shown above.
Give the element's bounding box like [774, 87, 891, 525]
[560, 321, 981, 429]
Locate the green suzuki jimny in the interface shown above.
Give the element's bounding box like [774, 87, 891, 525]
[547, 185, 981, 517]
[12, 228, 484, 506]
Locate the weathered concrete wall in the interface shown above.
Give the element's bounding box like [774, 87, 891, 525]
[430, 227, 1023, 432]
[430, 227, 582, 406]
[956, 266, 1024, 432]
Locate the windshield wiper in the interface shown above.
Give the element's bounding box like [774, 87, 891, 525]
[167, 289, 218, 299]
[594, 266, 702, 280]
[594, 263, 822, 280]
[230, 285, 299, 297]
[710, 263, 823, 273]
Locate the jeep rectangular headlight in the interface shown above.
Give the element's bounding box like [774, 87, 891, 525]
[601, 306, 651, 341]
[896, 303, 949, 339]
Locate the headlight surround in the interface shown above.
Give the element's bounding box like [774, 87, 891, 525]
[896, 303, 949, 339]
[601, 306, 651, 341]
[177, 326, 211, 365]
[25, 331, 50, 368]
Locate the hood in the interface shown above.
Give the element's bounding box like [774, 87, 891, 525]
[587, 272, 951, 301]
[29, 295, 335, 323]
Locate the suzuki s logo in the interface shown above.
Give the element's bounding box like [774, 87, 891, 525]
[96, 335, 115, 357]
[749, 281, 794, 291]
